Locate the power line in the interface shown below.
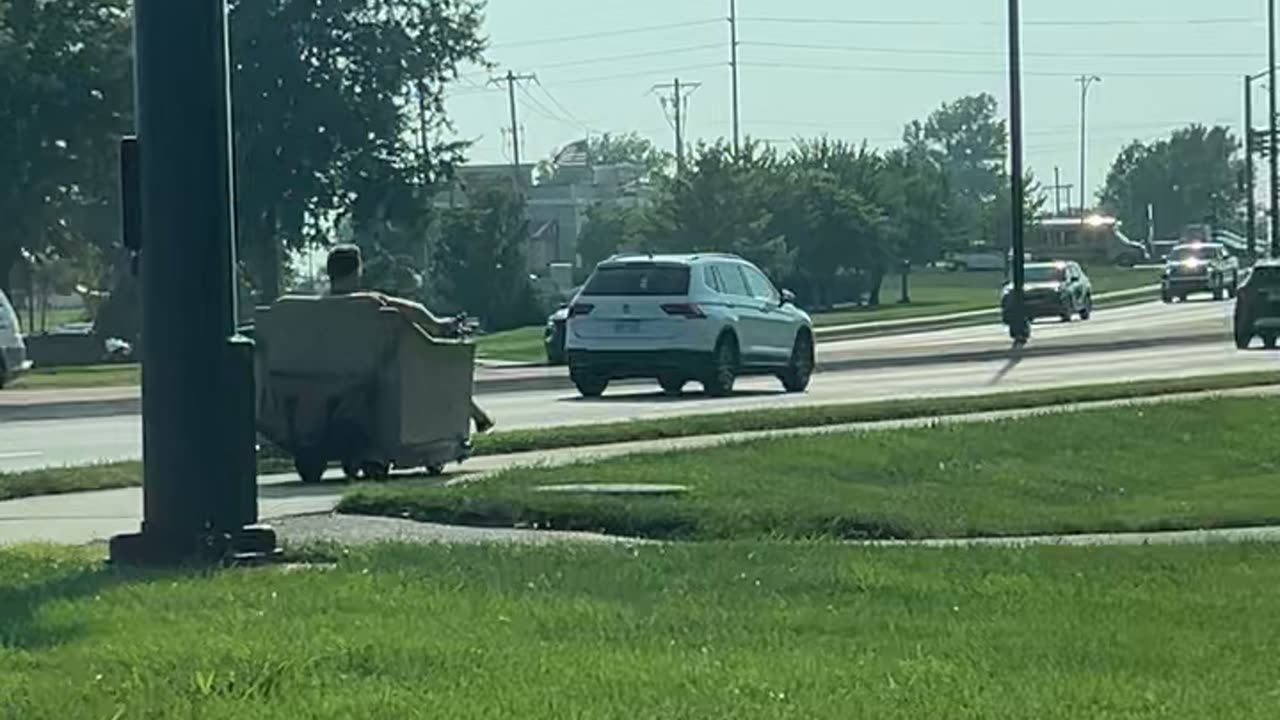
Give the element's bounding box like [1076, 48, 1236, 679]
[740, 61, 1242, 79]
[534, 43, 723, 71]
[534, 80, 594, 134]
[553, 63, 725, 87]
[515, 83, 583, 132]
[742, 40, 1263, 61]
[741, 15, 1263, 27]
[491, 19, 721, 49]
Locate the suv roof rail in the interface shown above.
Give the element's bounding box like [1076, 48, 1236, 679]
[690, 252, 743, 261]
[606, 251, 654, 260]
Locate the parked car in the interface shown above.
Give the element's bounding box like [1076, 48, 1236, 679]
[565, 253, 814, 398]
[544, 304, 569, 365]
[1000, 261, 1093, 323]
[1161, 243, 1240, 303]
[1233, 260, 1280, 349]
[0, 289, 33, 388]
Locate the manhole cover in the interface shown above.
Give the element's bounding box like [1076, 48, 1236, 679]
[535, 483, 690, 496]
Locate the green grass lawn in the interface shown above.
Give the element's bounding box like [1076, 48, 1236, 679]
[342, 396, 1280, 542]
[475, 325, 545, 363]
[3, 542, 1279, 718]
[811, 266, 1160, 327]
[5, 373, 1280, 504]
[9, 364, 140, 391]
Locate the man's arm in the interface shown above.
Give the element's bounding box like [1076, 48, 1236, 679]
[380, 295, 455, 336]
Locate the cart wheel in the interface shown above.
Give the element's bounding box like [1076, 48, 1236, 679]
[360, 462, 390, 481]
[294, 456, 327, 484]
[427, 465, 446, 477]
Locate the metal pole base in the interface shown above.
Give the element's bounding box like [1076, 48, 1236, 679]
[109, 524, 279, 567]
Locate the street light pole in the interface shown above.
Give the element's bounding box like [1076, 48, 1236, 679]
[1247, 73, 1258, 258]
[1007, 0, 1029, 344]
[1077, 74, 1102, 214]
[1270, 0, 1279, 256]
[110, 0, 276, 565]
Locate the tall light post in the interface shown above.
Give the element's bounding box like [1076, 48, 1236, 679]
[1076, 74, 1102, 214]
[1006, 0, 1030, 344]
[1246, 70, 1268, 258]
[1270, 0, 1279, 255]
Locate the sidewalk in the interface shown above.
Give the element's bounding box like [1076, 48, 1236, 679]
[4, 383, 1277, 548]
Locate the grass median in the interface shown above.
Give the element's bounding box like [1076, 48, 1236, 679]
[3, 541, 1279, 717]
[5, 371, 1279, 504]
[341, 396, 1280, 542]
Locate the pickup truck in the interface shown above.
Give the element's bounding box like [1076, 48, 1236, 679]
[1161, 242, 1240, 302]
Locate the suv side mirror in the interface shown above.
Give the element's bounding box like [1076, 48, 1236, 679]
[780, 289, 796, 306]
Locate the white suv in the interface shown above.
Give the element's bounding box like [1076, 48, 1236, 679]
[565, 253, 815, 397]
[0, 289, 32, 389]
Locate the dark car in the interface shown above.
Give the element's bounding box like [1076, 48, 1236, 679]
[544, 305, 569, 365]
[1001, 261, 1093, 323]
[1233, 261, 1280, 349]
[1161, 243, 1239, 303]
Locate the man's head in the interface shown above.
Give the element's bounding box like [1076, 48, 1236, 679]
[326, 244, 362, 293]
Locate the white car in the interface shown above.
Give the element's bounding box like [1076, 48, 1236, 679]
[0, 289, 33, 388]
[565, 253, 815, 398]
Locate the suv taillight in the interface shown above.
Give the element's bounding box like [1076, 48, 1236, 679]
[661, 303, 706, 319]
[569, 303, 595, 317]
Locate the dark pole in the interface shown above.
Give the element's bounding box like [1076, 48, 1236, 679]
[729, 0, 741, 156]
[111, 0, 275, 564]
[674, 78, 684, 171]
[1053, 166, 1062, 214]
[1007, 0, 1029, 343]
[1247, 74, 1258, 259]
[1270, 0, 1279, 256]
[506, 70, 521, 185]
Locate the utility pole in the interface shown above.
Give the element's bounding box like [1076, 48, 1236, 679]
[729, 0, 741, 156]
[1048, 166, 1074, 215]
[1246, 73, 1259, 258]
[1270, 0, 1279, 255]
[1006, 0, 1030, 344]
[1076, 74, 1102, 214]
[652, 78, 701, 172]
[490, 70, 536, 188]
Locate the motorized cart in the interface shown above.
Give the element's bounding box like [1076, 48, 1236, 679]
[254, 294, 475, 483]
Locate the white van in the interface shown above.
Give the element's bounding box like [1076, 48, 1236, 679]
[0, 289, 32, 388]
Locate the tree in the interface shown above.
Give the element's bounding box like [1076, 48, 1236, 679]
[576, 203, 642, 279]
[432, 188, 541, 332]
[641, 141, 790, 279]
[228, 0, 487, 300]
[1099, 125, 1245, 238]
[0, 0, 133, 295]
[538, 132, 672, 184]
[912, 93, 1009, 250]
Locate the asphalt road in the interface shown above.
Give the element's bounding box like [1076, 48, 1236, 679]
[1, 300, 1267, 474]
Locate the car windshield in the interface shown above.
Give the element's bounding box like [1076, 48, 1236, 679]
[1172, 246, 1220, 261]
[582, 264, 690, 296]
[1024, 266, 1065, 283]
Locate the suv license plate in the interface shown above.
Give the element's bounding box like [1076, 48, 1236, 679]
[614, 320, 641, 334]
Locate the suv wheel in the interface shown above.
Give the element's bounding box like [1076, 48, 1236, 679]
[658, 375, 686, 396]
[294, 455, 328, 485]
[702, 335, 739, 398]
[1079, 295, 1093, 321]
[572, 372, 609, 398]
[779, 332, 814, 393]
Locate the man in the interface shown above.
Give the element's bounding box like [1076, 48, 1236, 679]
[325, 244, 495, 433]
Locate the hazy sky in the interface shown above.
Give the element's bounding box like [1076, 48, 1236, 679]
[445, 0, 1268, 206]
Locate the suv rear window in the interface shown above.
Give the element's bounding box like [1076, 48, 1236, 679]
[1251, 267, 1280, 286]
[583, 264, 691, 296]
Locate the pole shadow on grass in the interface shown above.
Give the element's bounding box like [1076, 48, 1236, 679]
[0, 560, 174, 650]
